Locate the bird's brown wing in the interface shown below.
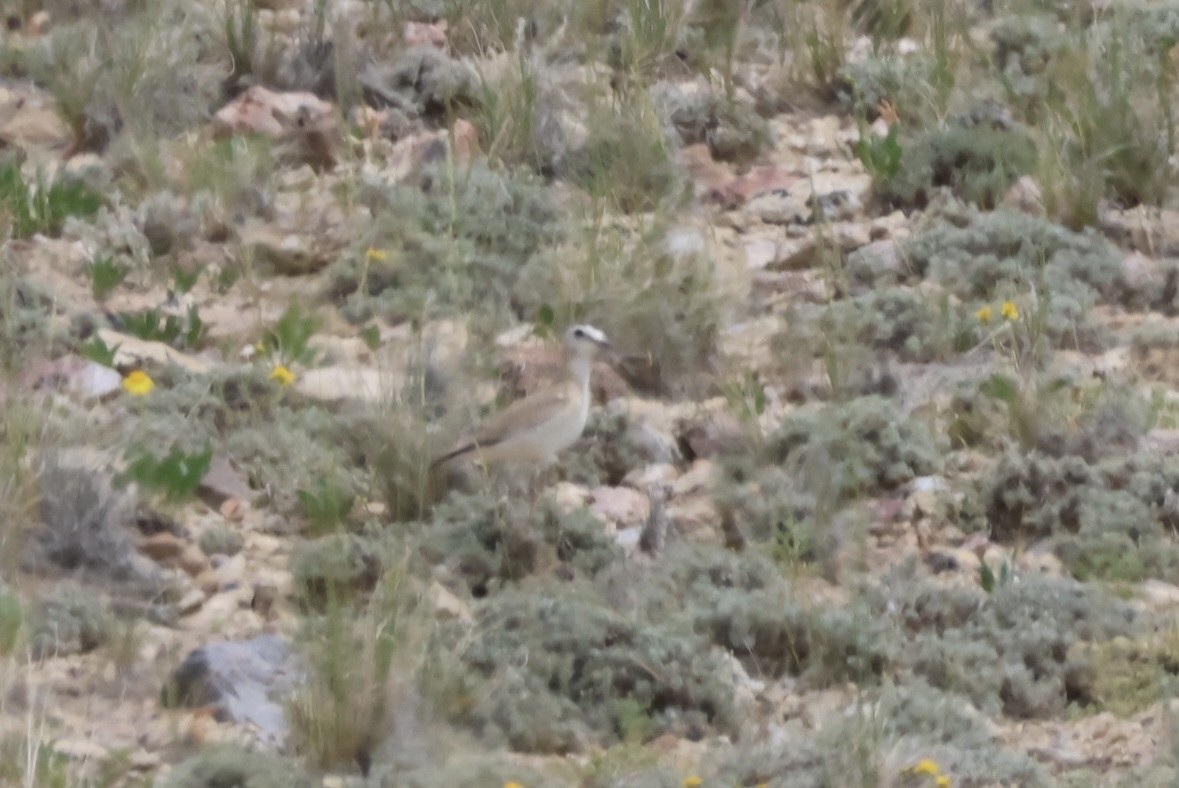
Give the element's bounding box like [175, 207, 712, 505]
[432, 382, 576, 466]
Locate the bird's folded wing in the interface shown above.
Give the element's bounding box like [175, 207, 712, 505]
[473, 382, 575, 446]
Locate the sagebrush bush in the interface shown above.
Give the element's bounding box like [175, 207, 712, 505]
[981, 450, 1179, 582]
[881, 571, 1141, 718]
[417, 492, 619, 596]
[28, 582, 112, 659]
[653, 82, 772, 164]
[335, 163, 561, 325]
[767, 395, 941, 501]
[164, 745, 314, 788]
[875, 123, 1037, 210]
[454, 586, 738, 753]
[902, 201, 1121, 347]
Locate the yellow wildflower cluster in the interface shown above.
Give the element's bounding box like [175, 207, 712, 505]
[975, 300, 1019, 325]
[269, 365, 295, 386]
[122, 370, 154, 396]
[902, 758, 952, 787]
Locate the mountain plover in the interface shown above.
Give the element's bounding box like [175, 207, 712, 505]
[432, 324, 611, 469]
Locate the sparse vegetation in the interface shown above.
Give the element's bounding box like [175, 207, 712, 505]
[1, 0, 1179, 782]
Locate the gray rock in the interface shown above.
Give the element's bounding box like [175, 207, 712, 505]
[162, 635, 303, 749]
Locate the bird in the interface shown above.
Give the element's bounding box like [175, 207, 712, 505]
[431, 323, 611, 469]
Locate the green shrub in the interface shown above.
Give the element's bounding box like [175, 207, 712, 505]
[767, 396, 940, 501]
[981, 451, 1179, 582]
[198, 526, 245, 557]
[29, 582, 112, 659]
[418, 492, 619, 596]
[455, 586, 738, 753]
[0, 164, 102, 238]
[654, 83, 772, 164]
[883, 571, 1141, 718]
[876, 123, 1036, 209]
[901, 202, 1121, 347]
[290, 530, 387, 609]
[333, 163, 561, 325]
[821, 285, 974, 363]
[164, 745, 314, 788]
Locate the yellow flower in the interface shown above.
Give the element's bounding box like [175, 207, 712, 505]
[974, 305, 993, 324]
[122, 370, 154, 396]
[503, 783, 524, 788]
[365, 247, 388, 262]
[904, 759, 942, 776]
[269, 365, 295, 386]
[682, 778, 703, 788]
[936, 776, 952, 788]
[1000, 300, 1019, 321]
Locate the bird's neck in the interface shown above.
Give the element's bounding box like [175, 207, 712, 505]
[566, 353, 592, 392]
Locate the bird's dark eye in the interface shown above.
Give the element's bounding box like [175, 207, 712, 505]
[573, 328, 585, 337]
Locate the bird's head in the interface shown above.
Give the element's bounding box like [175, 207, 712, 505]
[564, 323, 611, 357]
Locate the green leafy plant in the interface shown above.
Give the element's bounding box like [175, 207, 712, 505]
[979, 557, 1013, 594]
[723, 369, 767, 425]
[359, 324, 381, 351]
[79, 336, 119, 368]
[260, 304, 320, 366]
[297, 476, 356, 535]
[0, 589, 22, 656]
[0, 164, 103, 238]
[170, 265, 201, 296]
[123, 444, 213, 503]
[855, 123, 904, 184]
[118, 305, 206, 349]
[87, 254, 129, 300]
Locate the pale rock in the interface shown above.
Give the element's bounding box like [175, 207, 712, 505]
[672, 460, 716, 497]
[422, 318, 469, 389]
[69, 360, 124, 400]
[768, 224, 871, 271]
[1003, 175, 1044, 216]
[623, 463, 680, 489]
[246, 533, 284, 556]
[1137, 579, 1179, 612]
[211, 85, 335, 141]
[199, 455, 256, 507]
[138, 532, 187, 563]
[213, 553, 248, 589]
[590, 486, 650, 528]
[129, 749, 161, 770]
[1017, 548, 1063, 577]
[404, 20, 448, 48]
[0, 99, 70, 151]
[667, 494, 721, 541]
[680, 410, 747, 460]
[195, 570, 220, 596]
[179, 545, 211, 577]
[614, 526, 643, 554]
[704, 163, 799, 208]
[551, 481, 592, 513]
[981, 544, 1012, 570]
[181, 587, 253, 631]
[99, 329, 212, 373]
[238, 222, 331, 275]
[428, 581, 473, 623]
[177, 588, 207, 616]
[743, 237, 779, 270]
[52, 737, 108, 761]
[295, 365, 391, 404]
[384, 120, 481, 184]
[847, 239, 905, 289]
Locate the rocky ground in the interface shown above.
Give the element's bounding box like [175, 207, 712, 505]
[5, 0, 1179, 786]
